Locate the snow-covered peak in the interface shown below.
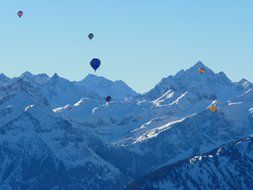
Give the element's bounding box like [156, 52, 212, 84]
[51, 73, 60, 79]
[195, 60, 205, 67]
[18, 71, 34, 83]
[17, 71, 49, 85]
[239, 78, 253, 91]
[144, 61, 234, 101]
[174, 61, 231, 85]
[20, 71, 34, 79]
[41, 73, 99, 108]
[81, 74, 114, 88]
[34, 73, 50, 84]
[78, 74, 137, 100]
[0, 73, 9, 79]
[0, 73, 11, 86]
[47, 73, 73, 87]
[81, 74, 124, 87]
[175, 61, 213, 77]
[85, 74, 107, 81]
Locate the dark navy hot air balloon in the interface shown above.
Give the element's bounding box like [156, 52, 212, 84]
[106, 96, 112, 102]
[17, 11, 23, 18]
[88, 33, 94, 40]
[90, 58, 101, 72]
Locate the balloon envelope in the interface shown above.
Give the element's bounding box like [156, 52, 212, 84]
[106, 96, 112, 102]
[199, 67, 206, 74]
[209, 105, 217, 112]
[90, 58, 101, 71]
[17, 11, 23, 18]
[88, 33, 94, 40]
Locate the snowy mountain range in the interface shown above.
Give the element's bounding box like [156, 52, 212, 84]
[127, 135, 253, 190]
[0, 61, 253, 190]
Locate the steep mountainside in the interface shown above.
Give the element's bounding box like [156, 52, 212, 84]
[0, 82, 129, 190]
[127, 136, 253, 190]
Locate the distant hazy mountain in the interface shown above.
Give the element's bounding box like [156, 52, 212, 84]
[19, 71, 50, 84]
[0, 62, 252, 189]
[77, 74, 137, 100]
[0, 72, 137, 108]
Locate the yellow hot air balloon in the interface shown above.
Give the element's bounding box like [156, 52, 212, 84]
[199, 67, 206, 74]
[209, 105, 217, 112]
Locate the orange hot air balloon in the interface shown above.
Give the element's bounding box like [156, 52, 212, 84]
[209, 105, 217, 112]
[199, 67, 206, 74]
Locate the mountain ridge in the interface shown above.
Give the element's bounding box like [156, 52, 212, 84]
[0, 61, 253, 189]
[127, 135, 253, 190]
[1, 62, 251, 95]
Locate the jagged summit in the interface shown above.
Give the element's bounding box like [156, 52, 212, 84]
[20, 71, 49, 80]
[84, 74, 108, 81]
[144, 61, 235, 100]
[0, 73, 9, 79]
[18, 71, 34, 83]
[34, 73, 50, 84]
[176, 61, 215, 77]
[48, 73, 72, 84]
[78, 74, 137, 100]
[239, 78, 253, 90]
[175, 61, 211, 76]
[0, 73, 10, 85]
[82, 74, 129, 87]
[17, 71, 50, 85]
[239, 79, 248, 86]
[177, 61, 231, 84]
[193, 60, 208, 69]
[0, 63, 251, 105]
[20, 71, 33, 78]
[51, 73, 60, 79]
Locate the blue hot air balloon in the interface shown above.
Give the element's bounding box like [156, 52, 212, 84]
[90, 58, 101, 72]
[88, 33, 94, 40]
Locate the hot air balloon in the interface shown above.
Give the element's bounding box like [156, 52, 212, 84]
[209, 105, 217, 112]
[88, 33, 94, 40]
[90, 58, 101, 72]
[199, 67, 206, 74]
[17, 11, 23, 18]
[106, 96, 112, 102]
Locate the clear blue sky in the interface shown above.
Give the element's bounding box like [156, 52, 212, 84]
[0, 0, 252, 93]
